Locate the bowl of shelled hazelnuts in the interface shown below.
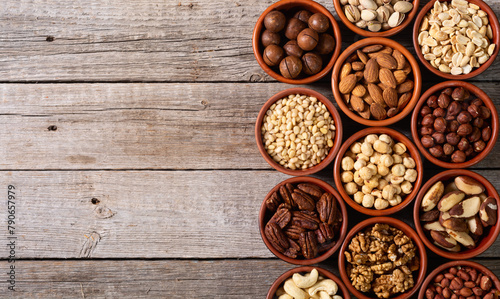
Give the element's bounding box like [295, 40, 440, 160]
[411, 81, 499, 168]
[252, 0, 341, 84]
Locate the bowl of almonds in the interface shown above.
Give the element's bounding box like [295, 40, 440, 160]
[331, 37, 422, 126]
[413, 0, 500, 79]
[413, 169, 500, 259]
[255, 88, 342, 176]
[259, 176, 348, 265]
[333, 0, 420, 37]
[267, 266, 351, 299]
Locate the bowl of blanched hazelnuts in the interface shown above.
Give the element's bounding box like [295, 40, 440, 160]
[252, 0, 342, 84]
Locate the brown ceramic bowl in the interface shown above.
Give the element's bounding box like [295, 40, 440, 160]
[331, 37, 422, 126]
[266, 266, 351, 299]
[418, 260, 500, 299]
[255, 87, 343, 176]
[413, 0, 500, 80]
[411, 81, 499, 168]
[252, 0, 342, 84]
[333, 127, 423, 216]
[333, 0, 420, 37]
[259, 176, 348, 265]
[338, 217, 427, 299]
[413, 169, 500, 259]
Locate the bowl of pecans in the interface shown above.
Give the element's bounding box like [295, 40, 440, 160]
[259, 176, 348, 265]
[413, 0, 500, 79]
[255, 87, 343, 176]
[331, 37, 421, 126]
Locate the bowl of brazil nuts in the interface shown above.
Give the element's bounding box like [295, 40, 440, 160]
[255, 88, 342, 176]
[333, 0, 420, 37]
[331, 37, 422, 126]
[338, 217, 427, 299]
[252, 0, 342, 84]
[333, 127, 423, 216]
[411, 81, 498, 168]
[267, 266, 351, 299]
[413, 0, 500, 79]
[413, 169, 500, 259]
[418, 260, 500, 299]
[259, 176, 348, 265]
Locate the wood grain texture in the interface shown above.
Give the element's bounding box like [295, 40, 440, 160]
[0, 169, 499, 259]
[0, 82, 499, 170]
[0, 0, 498, 82]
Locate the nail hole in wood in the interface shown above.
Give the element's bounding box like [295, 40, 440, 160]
[47, 125, 57, 131]
[91, 198, 100, 205]
[46, 36, 55, 42]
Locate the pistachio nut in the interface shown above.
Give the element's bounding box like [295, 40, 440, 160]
[345, 5, 361, 23]
[356, 20, 368, 29]
[376, 6, 391, 23]
[361, 9, 378, 21]
[367, 20, 382, 32]
[359, 0, 378, 10]
[348, 0, 360, 5]
[393, 1, 413, 14]
[388, 11, 405, 28]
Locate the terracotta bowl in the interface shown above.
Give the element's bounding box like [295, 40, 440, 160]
[338, 217, 427, 299]
[252, 0, 342, 84]
[266, 266, 351, 299]
[413, 0, 500, 80]
[333, 0, 420, 37]
[259, 176, 348, 265]
[418, 260, 500, 299]
[411, 81, 499, 168]
[333, 127, 423, 216]
[331, 37, 422, 126]
[255, 87, 343, 176]
[413, 169, 500, 259]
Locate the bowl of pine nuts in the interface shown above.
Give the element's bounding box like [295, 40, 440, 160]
[255, 88, 342, 176]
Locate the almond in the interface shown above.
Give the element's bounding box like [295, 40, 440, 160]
[379, 68, 397, 89]
[362, 44, 383, 53]
[393, 70, 407, 85]
[352, 84, 366, 97]
[383, 87, 398, 108]
[363, 94, 374, 105]
[376, 53, 398, 70]
[340, 62, 352, 80]
[397, 92, 412, 110]
[454, 176, 485, 195]
[449, 196, 481, 218]
[352, 61, 365, 71]
[339, 74, 357, 94]
[397, 80, 414, 93]
[357, 50, 368, 64]
[392, 49, 407, 70]
[370, 103, 387, 120]
[364, 58, 379, 83]
[387, 107, 399, 118]
[367, 83, 385, 107]
[402, 62, 412, 75]
[358, 105, 371, 119]
[350, 95, 365, 112]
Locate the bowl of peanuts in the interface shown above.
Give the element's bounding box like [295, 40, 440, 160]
[255, 87, 342, 176]
[412, 0, 500, 79]
[418, 260, 500, 299]
[333, 127, 423, 216]
[267, 266, 351, 299]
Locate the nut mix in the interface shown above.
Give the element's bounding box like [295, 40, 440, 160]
[420, 176, 498, 252]
[340, 0, 414, 32]
[424, 266, 500, 299]
[338, 44, 414, 120]
[261, 9, 336, 79]
[417, 0, 496, 75]
[416, 86, 493, 163]
[341, 134, 417, 209]
[264, 182, 342, 259]
[261, 94, 336, 170]
[274, 268, 343, 299]
[344, 224, 420, 298]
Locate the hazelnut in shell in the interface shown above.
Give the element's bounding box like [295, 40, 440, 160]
[285, 18, 307, 40]
[297, 28, 319, 51]
[280, 56, 303, 79]
[302, 52, 322, 75]
[308, 13, 329, 33]
[263, 45, 285, 67]
[264, 10, 286, 32]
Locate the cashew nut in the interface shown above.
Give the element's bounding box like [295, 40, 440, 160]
[276, 287, 286, 296]
[332, 296, 343, 299]
[284, 279, 309, 299]
[318, 291, 332, 299]
[278, 294, 293, 299]
[308, 279, 338, 296]
[292, 268, 319, 288]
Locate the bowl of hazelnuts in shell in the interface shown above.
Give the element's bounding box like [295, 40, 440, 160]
[411, 81, 499, 168]
[252, 0, 342, 84]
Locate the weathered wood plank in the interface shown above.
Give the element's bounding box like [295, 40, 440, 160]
[0, 259, 499, 298]
[1, 83, 499, 170]
[0, 0, 499, 82]
[0, 170, 499, 259]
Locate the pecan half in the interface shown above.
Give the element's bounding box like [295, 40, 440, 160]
[292, 211, 319, 230]
[297, 183, 324, 198]
[283, 238, 301, 258]
[279, 183, 296, 208]
[299, 231, 318, 259]
[292, 189, 316, 211]
[284, 224, 305, 240]
[269, 206, 291, 228]
[265, 222, 289, 253]
[265, 191, 282, 212]
[317, 193, 338, 224]
[315, 222, 335, 244]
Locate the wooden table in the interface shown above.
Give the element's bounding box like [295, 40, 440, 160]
[0, 0, 499, 298]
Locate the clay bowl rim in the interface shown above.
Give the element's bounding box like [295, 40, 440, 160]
[255, 87, 343, 176]
[410, 80, 499, 168]
[331, 37, 422, 126]
[412, 0, 500, 80]
[417, 260, 500, 299]
[333, 127, 424, 216]
[259, 176, 349, 265]
[332, 0, 421, 37]
[252, 0, 342, 84]
[266, 266, 352, 299]
[338, 216, 428, 299]
[413, 169, 500, 259]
